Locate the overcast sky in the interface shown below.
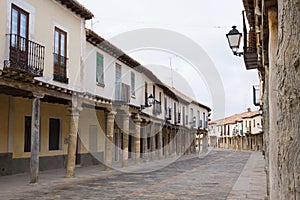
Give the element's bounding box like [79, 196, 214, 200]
[78, 0, 259, 120]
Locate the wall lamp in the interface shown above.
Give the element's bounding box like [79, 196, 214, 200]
[226, 26, 243, 56]
[259, 107, 263, 116]
[141, 94, 154, 110]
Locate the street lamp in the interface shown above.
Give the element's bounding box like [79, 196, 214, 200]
[141, 94, 154, 110]
[259, 107, 263, 116]
[226, 26, 243, 56]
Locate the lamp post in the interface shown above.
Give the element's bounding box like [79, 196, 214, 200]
[226, 26, 243, 56]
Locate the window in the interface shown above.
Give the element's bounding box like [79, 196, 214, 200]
[145, 82, 148, 106]
[49, 118, 61, 150]
[53, 27, 68, 83]
[115, 63, 122, 100]
[10, 4, 29, 67]
[190, 108, 193, 123]
[131, 72, 135, 96]
[24, 116, 31, 152]
[203, 112, 206, 128]
[164, 97, 167, 114]
[174, 102, 177, 123]
[183, 106, 185, 125]
[253, 119, 255, 127]
[159, 92, 162, 102]
[96, 53, 104, 85]
[11, 4, 29, 41]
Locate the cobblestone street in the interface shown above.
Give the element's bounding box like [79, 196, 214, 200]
[0, 150, 266, 200]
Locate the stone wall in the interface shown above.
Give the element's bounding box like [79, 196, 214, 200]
[275, 0, 300, 199]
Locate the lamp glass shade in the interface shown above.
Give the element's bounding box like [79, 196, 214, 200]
[226, 26, 242, 51]
[147, 94, 154, 105]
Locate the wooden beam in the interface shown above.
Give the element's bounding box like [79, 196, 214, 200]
[0, 77, 72, 101]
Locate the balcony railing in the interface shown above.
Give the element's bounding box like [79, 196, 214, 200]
[198, 120, 203, 129]
[153, 100, 162, 115]
[115, 82, 130, 103]
[177, 113, 181, 124]
[53, 53, 68, 83]
[165, 107, 171, 120]
[204, 121, 208, 129]
[4, 34, 44, 76]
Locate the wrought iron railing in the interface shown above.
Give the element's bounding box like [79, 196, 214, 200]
[153, 100, 162, 115]
[198, 120, 203, 129]
[177, 112, 181, 124]
[165, 107, 171, 120]
[5, 34, 44, 76]
[53, 53, 68, 83]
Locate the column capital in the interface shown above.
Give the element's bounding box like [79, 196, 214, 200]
[134, 114, 142, 124]
[106, 111, 116, 122]
[32, 92, 44, 99]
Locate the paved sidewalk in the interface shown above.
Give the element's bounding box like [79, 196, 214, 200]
[226, 151, 266, 200]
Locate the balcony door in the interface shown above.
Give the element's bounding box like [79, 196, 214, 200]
[53, 27, 68, 83]
[115, 64, 121, 100]
[10, 4, 29, 70]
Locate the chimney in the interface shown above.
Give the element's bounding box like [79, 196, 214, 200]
[247, 108, 251, 112]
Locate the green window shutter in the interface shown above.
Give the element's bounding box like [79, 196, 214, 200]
[96, 53, 104, 85]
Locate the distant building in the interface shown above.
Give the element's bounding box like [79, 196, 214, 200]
[208, 108, 263, 151]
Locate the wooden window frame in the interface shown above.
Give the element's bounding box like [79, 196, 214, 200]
[53, 27, 68, 83]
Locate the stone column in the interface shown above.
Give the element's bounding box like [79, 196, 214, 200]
[173, 129, 177, 156]
[186, 130, 191, 155]
[122, 113, 130, 167]
[143, 124, 149, 161]
[134, 116, 141, 164]
[105, 111, 116, 170]
[65, 97, 82, 178]
[30, 92, 44, 184]
[202, 132, 208, 153]
[158, 123, 163, 160]
[176, 129, 180, 155]
[168, 128, 172, 156]
[150, 123, 156, 161]
[163, 127, 168, 157]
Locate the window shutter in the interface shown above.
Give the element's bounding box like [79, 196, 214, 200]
[96, 53, 104, 84]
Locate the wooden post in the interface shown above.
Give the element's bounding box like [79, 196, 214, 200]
[30, 92, 44, 184]
[105, 111, 116, 170]
[65, 97, 82, 178]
